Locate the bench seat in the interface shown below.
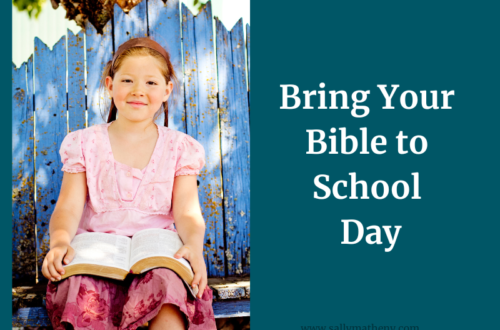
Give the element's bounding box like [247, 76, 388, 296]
[12, 277, 250, 327]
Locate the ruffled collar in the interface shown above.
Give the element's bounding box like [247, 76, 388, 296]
[102, 122, 165, 203]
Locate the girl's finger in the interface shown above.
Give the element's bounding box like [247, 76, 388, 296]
[64, 246, 75, 265]
[45, 251, 54, 264]
[44, 253, 55, 279]
[198, 277, 207, 299]
[53, 250, 66, 274]
[41, 259, 50, 280]
[174, 246, 188, 259]
[47, 262, 61, 281]
[192, 270, 201, 288]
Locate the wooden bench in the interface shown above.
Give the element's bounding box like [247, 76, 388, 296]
[12, 0, 250, 327]
[13, 277, 249, 327]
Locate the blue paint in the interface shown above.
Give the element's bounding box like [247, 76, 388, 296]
[213, 299, 250, 318]
[182, 2, 225, 277]
[114, 2, 148, 47]
[246, 23, 250, 97]
[86, 20, 113, 126]
[216, 18, 250, 276]
[34, 36, 67, 274]
[12, 58, 36, 283]
[67, 29, 86, 132]
[12, 307, 51, 327]
[148, 0, 186, 130]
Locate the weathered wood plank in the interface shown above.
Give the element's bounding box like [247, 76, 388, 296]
[213, 300, 250, 318]
[212, 286, 246, 300]
[12, 58, 36, 283]
[12, 307, 51, 327]
[86, 20, 113, 126]
[114, 1, 148, 47]
[246, 23, 250, 95]
[34, 36, 67, 274]
[216, 18, 251, 276]
[208, 276, 250, 299]
[148, 0, 185, 130]
[182, 2, 225, 277]
[67, 29, 86, 132]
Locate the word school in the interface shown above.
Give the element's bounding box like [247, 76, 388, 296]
[280, 84, 455, 117]
[314, 172, 420, 200]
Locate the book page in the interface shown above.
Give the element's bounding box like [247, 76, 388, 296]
[130, 228, 191, 270]
[65, 232, 131, 271]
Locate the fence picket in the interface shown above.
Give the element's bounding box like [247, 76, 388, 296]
[246, 24, 250, 95]
[148, 0, 185, 130]
[182, 2, 225, 277]
[34, 36, 67, 274]
[86, 20, 113, 126]
[12, 58, 36, 283]
[216, 18, 251, 275]
[114, 2, 148, 47]
[68, 29, 86, 132]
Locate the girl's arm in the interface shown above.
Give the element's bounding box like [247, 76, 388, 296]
[41, 172, 87, 281]
[171, 175, 207, 299]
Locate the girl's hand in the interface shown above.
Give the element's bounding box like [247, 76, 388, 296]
[41, 244, 76, 282]
[174, 245, 207, 299]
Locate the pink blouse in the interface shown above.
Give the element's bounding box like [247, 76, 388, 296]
[59, 122, 205, 237]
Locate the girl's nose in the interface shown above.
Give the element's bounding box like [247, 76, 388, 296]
[131, 84, 145, 96]
[132, 90, 145, 96]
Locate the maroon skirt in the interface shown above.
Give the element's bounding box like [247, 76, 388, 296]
[46, 268, 217, 330]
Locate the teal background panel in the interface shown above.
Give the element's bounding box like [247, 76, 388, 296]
[252, 0, 500, 329]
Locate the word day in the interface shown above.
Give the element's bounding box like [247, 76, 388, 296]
[342, 220, 401, 252]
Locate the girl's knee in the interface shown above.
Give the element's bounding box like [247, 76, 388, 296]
[150, 303, 187, 330]
[159, 303, 181, 315]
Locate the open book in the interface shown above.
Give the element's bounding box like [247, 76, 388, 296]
[58, 228, 198, 297]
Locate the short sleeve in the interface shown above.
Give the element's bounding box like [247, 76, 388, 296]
[175, 135, 205, 176]
[59, 130, 86, 173]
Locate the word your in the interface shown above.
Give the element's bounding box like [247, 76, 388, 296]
[314, 173, 421, 200]
[341, 220, 401, 252]
[306, 128, 428, 155]
[280, 84, 455, 118]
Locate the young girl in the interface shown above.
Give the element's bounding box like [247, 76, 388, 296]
[42, 37, 217, 330]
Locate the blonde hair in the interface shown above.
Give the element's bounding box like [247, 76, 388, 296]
[98, 42, 179, 125]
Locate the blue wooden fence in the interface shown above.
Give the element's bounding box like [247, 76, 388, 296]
[12, 0, 250, 283]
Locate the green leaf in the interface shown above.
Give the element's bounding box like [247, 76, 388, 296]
[12, 0, 46, 19]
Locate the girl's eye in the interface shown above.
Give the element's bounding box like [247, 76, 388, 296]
[121, 79, 157, 85]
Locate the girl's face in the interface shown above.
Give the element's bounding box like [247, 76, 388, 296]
[105, 55, 173, 123]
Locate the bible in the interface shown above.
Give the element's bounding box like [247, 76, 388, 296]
[58, 228, 198, 297]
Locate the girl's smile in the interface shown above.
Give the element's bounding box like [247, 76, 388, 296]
[127, 100, 147, 108]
